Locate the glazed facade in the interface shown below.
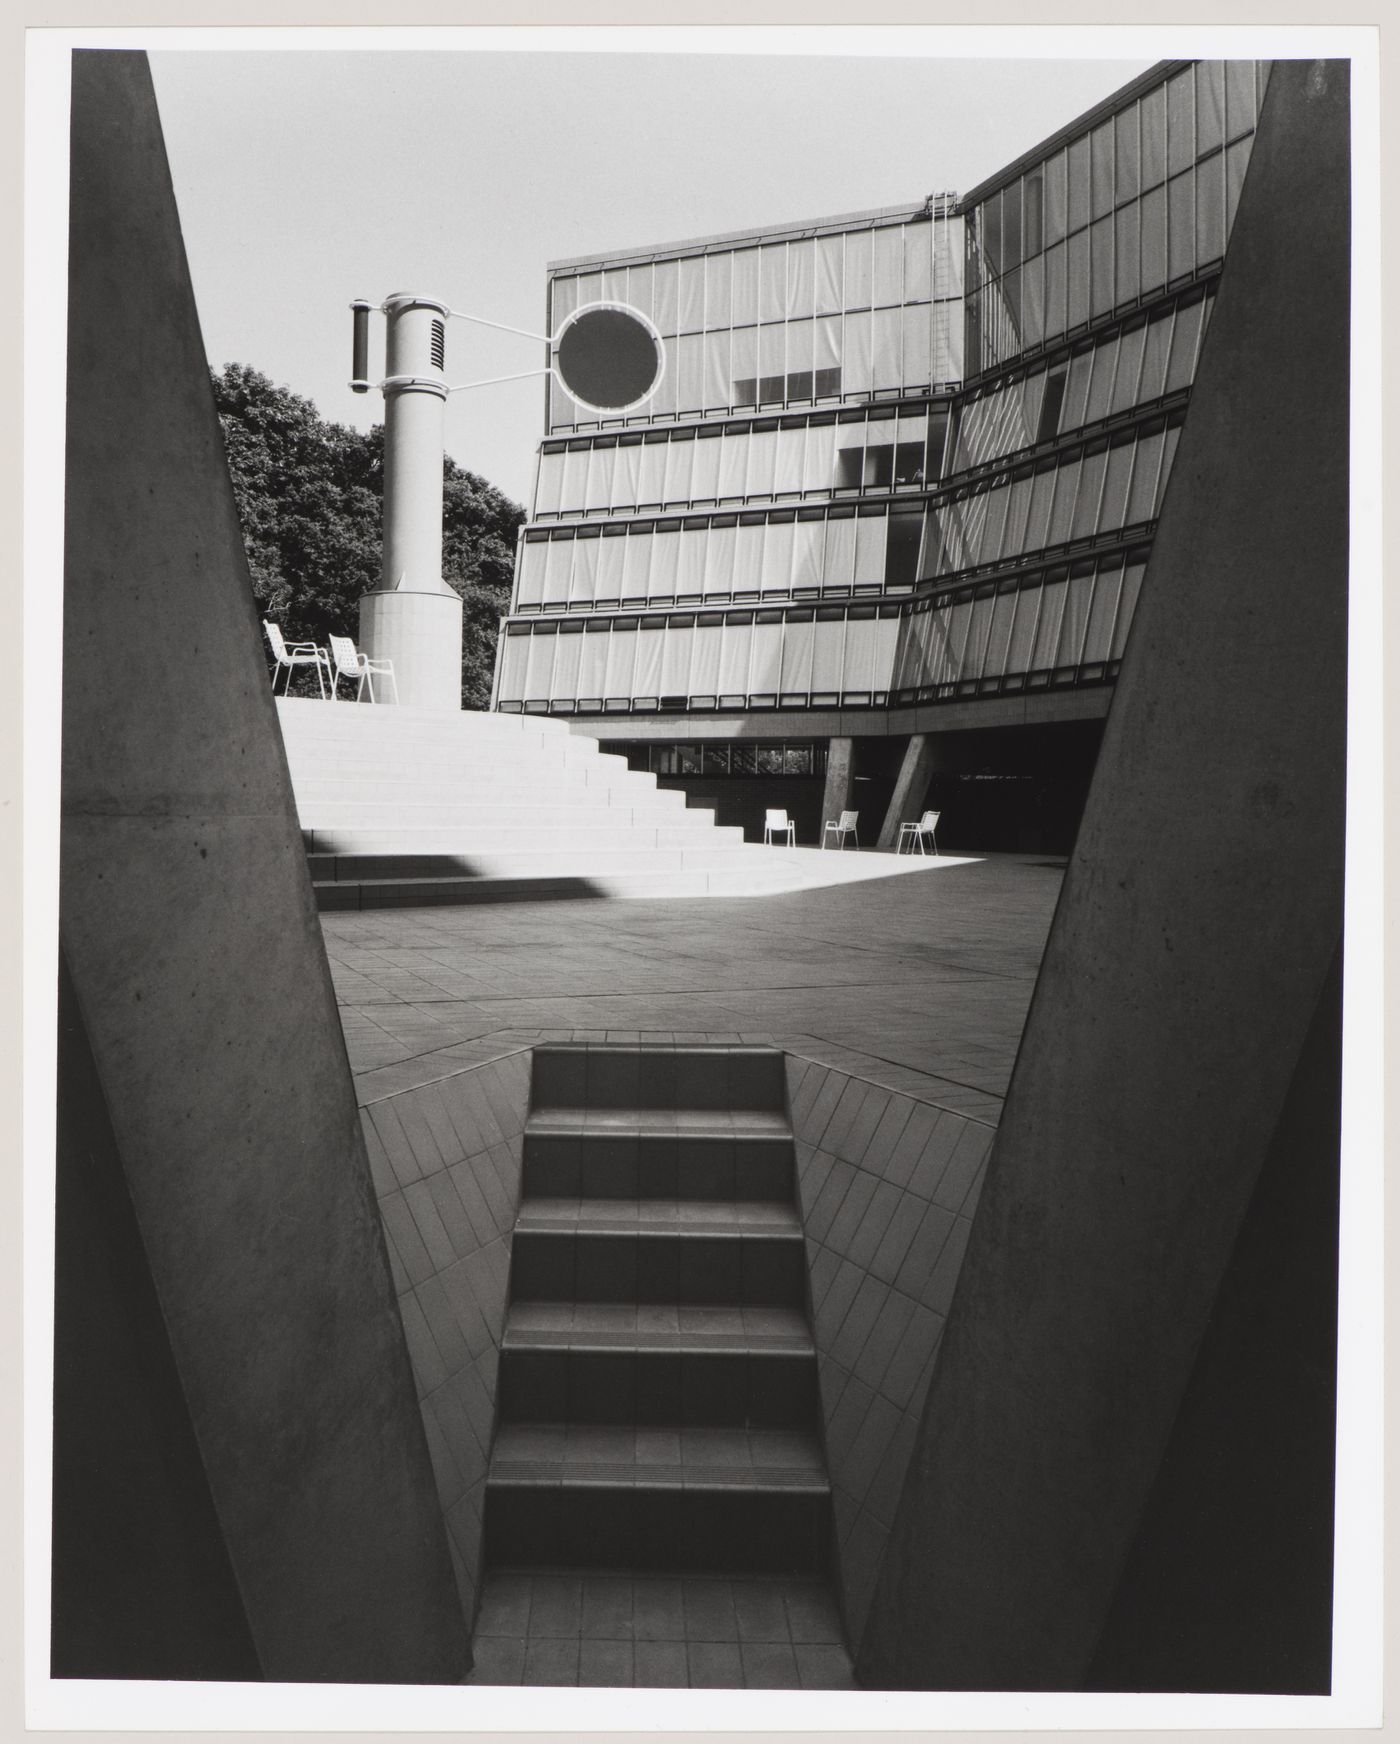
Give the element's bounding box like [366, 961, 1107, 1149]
[495, 61, 1270, 792]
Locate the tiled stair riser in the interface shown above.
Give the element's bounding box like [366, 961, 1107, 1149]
[359, 1050, 531, 1629]
[785, 1055, 995, 1651]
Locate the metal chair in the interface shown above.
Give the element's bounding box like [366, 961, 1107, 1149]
[264, 620, 332, 699]
[821, 809, 860, 850]
[763, 808, 796, 846]
[897, 809, 941, 856]
[329, 633, 400, 704]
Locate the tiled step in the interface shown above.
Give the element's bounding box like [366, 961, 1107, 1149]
[482, 1475, 830, 1574]
[497, 1321, 818, 1428]
[523, 1120, 793, 1202]
[311, 865, 800, 908]
[511, 1205, 804, 1307]
[467, 1568, 855, 1689]
[531, 1045, 787, 1113]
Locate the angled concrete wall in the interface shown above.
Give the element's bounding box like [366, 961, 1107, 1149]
[57, 50, 464, 1682]
[858, 58, 1349, 1692]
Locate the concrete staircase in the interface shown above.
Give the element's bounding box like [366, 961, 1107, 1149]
[473, 1044, 854, 1687]
[275, 699, 794, 904]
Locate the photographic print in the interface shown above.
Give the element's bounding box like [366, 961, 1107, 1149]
[25, 21, 1383, 1732]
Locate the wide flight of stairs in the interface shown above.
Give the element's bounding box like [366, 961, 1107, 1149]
[275, 699, 796, 905]
[477, 1046, 854, 1688]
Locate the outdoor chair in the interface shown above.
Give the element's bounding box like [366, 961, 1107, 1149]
[264, 620, 332, 699]
[821, 809, 860, 850]
[329, 633, 400, 704]
[897, 809, 941, 856]
[763, 808, 796, 847]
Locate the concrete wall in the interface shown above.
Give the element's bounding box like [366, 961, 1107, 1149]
[358, 1050, 531, 1627]
[786, 1056, 993, 1645]
[857, 58, 1349, 1692]
[58, 50, 463, 1682]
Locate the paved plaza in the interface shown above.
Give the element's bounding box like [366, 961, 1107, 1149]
[325, 852, 1066, 1125]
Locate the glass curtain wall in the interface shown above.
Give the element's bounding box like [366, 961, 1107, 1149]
[532, 403, 952, 519]
[965, 60, 1266, 375]
[497, 547, 1145, 712]
[547, 210, 964, 431]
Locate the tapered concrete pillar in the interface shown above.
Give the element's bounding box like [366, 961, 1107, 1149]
[820, 736, 856, 843]
[59, 51, 465, 1682]
[858, 58, 1348, 1692]
[877, 733, 942, 849]
[358, 292, 464, 710]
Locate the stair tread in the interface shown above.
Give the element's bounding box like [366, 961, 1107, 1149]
[488, 1422, 828, 1490]
[527, 1108, 791, 1139]
[516, 1198, 799, 1238]
[503, 1303, 812, 1350]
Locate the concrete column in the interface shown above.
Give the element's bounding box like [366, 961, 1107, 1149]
[856, 58, 1349, 1693]
[59, 52, 465, 1682]
[876, 733, 941, 850]
[358, 292, 464, 710]
[819, 736, 856, 844]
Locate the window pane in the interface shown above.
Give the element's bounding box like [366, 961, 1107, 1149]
[1062, 347, 1094, 431]
[904, 222, 933, 300]
[677, 528, 706, 596]
[760, 244, 786, 321]
[597, 533, 626, 600]
[1020, 253, 1045, 349]
[1196, 60, 1226, 156]
[1083, 562, 1122, 662]
[1001, 181, 1022, 273]
[705, 522, 736, 595]
[787, 238, 814, 319]
[815, 234, 844, 314]
[543, 538, 573, 605]
[523, 632, 555, 699]
[1047, 458, 1080, 545]
[648, 530, 680, 601]
[1226, 136, 1253, 236]
[732, 249, 760, 324]
[1032, 575, 1067, 668]
[746, 428, 777, 496]
[1090, 216, 1115, 317]
[734, 520, 765, 587]
[1090, 122, 1114, 220]
[874, 226, 904, 303]
[1045, 149, 1068, 244]
[1006, 582, 1041, 675]
[1068, 135, 1090, 231]
[1168, 170, 1195, 281]
[1155, 423, 1182, 514]
[1084, 337, 1118, 424]
[1141, 83, 1167, 187]
[663, 438, 694, 504]
[534, 451, 563, 517]
[702, 330, 731, 409]
[963, 593, 996, 679]
[1023, 171, 1044, 256]
[845, 229, 872, 307]
[1110, 322, 1147, 413]
[902, 304, 931, 385]
[823, 516, 856, 588]
[1166, 296, 1205, 392]
[872, 308, 902, 390]
[1115, 104, 1141, 201]
[1139, 305, 1173, 400]
[639, 442, 667, 506]
[810, 616, 844, 690]
[1068, 228, 1090, 328]
[804, 423, 837, 491]
[853, 513, 888, 585]
[761, 521, 794, 594]
[1071, 446, 1108, 539]
[1126, 430, 1163, 522]
[984, 587, 1019, 678]
[718, 618, 752, 693]
[1044, 240, 1067, 338]
[1025, 464, 1057, 551]
[1140, 182, 1168, 296]
[976, 482, 1010, 566]
[1196, 147, 1225, 265]
[774, 426, 805, 495]
[1099, 435, 1136, 529]
[1111, 558, 1146, 658]
[779, 615, 815, 692]
[1056, 568, 1095, 665]
[678, 256, 704, 331]
[515, 542, 547, 607]
[718, 430, 747, 498]
[1225, 59, 1257, 141]
[1115, 202, 1141, 307]
[552, 628, 583, 698]
[1167, 69, 1195, 176]
[844, 309, 872, 393]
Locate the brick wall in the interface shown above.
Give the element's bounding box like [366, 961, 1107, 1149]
[786, 1054, 994, 1648]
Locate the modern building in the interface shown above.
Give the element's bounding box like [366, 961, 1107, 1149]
[494, 59, 1271, 851]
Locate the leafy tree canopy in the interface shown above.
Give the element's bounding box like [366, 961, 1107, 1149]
[212, 363, 524, 707]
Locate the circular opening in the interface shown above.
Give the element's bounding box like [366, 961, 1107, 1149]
[553, 302, 664, 413]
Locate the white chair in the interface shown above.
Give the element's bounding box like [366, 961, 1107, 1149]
[329, 633, 400, 704]
[897, 809, 941, 856]
[763, 808, 795, 846]
[822, 809, 860, 850]
[264, 620, 331, 699]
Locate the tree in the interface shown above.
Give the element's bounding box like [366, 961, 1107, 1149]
[212, 363, 524, 706]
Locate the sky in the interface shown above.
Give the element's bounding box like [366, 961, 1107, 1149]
[149, 45, 1155, 510]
